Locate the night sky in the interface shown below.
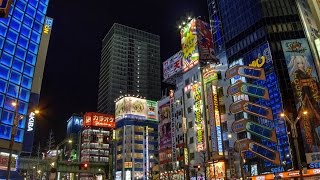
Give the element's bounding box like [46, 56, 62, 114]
[35, 0, 208, 146]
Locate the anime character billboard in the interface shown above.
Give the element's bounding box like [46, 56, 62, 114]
[281, 38, 320, 160]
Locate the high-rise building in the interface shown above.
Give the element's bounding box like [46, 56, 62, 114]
[208, 0, 320, 178]
[98, 23, 161, 114]
[0, 0, 51, 177]
[114, 96, 159, 180]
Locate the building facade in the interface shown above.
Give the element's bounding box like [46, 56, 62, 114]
[0, 0, 51, 177]
[208, 0, 320, 178]
[98, 23, 161, 114]
[114, 96, 158, 180]
[80, 112, 115, 180]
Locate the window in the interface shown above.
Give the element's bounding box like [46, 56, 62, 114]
[189, 137, 194, 144]
[187, 92, 191, 99]
[188, 121, 193, 128]
[190, 153, 195, 160]
[187, 106, 192, 114]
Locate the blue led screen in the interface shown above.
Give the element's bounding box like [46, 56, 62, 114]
[0, 0, 49, 143]
[242, 42, 292, 170]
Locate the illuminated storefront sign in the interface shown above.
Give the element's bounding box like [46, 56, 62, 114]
[43, 18, 53, 32]
[125, 170, 131, 180]
[212, 85, 223, 155]
[206, 82, 218, 153]
[209, 162, 226, 179]
[27, 112, 36, 132]
[250, 168, 320, 180]
[115, 97, 158, 121]
[281, 38, 320, 161]
[43, 17, 53, 34]
[83, 112, 115, 128]
[184, 148, 188, 165]
[146, 127, 149, 178]
[192, 83, 205, 151]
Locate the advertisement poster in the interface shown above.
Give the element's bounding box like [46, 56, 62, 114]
[163, 51, 182, 80]
[281, 38, 320, 158]
[196, 20, 216, 62]
[83, 112, 115, 128]
[192, 82, 205, 151]
[181, 19, 199, 72]
[115, 97, 158, 121]
[159, 103, 171, 150]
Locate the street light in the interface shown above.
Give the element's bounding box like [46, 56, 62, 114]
[280, 111, 307, 179]
[7, 101, 40, 180]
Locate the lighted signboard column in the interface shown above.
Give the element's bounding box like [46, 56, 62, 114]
[192, 83, 206, 152]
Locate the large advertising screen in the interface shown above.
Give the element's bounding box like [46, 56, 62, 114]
[181, 19, 199, 72]
[83, 112, 115, 128]
[159, 103, 171, 150]
[163, 51, 182, 80]
[195, 20, 215, 61]
[180, 19, 216, 72]
[281, 38, 320, 163]
[115, 97, 158, 121]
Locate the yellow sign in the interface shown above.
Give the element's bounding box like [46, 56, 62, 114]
[192, 83, 205, 151]
[184, 148, 188, 165]
[249, 56, 266, 67]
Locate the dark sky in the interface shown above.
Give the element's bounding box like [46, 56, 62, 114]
[36, 0, 208, 145]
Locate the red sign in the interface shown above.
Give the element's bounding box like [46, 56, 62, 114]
[83, 112, 115, 128]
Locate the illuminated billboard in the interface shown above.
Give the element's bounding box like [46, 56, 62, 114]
[228, 81, 269, 100]
[195, 19, 215, 61]
[0, 0, 12, 17]
[180, 19, 216, 72]
[159, 103, 171, 150]
[192, 82, 206, 151]
[115, 97, 158, 121]
[83, 112, 115, 129]
[281, 38, 320, 163]
[163, 51, 182, 81]
[181, 19, 199, 72]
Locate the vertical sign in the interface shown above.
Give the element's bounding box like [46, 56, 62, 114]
[206, 82, 218, 153]
[146, 126, 149, 179]
[170, 90, 177, 162]
[192, 83, 205, 151]
[212, 86, 223, 155]
[281, 38, 320, 163]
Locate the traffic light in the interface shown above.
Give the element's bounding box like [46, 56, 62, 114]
[79, 163, 89, 170]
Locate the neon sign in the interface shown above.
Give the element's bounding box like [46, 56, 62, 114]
[27, 112, 35, 132]
[212, 85, 223, 155]
[43, 17, 53, 34]
[192, 83, 205, 151]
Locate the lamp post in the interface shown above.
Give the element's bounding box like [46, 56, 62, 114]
[54, 138, 72, 180]
[280, 111, 307, 180]
[6, 101, 39, 180]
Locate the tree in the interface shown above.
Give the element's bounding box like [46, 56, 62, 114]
[46, 129, 56, 151]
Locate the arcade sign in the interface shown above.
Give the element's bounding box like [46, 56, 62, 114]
[229, 100, 273, 120]
[232, 119, 277, 143]
[83, 112, 115, 128]
[226, 65, 266, 80]
[227, 80, 270, 100]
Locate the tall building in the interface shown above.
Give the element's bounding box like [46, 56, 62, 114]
[0, 0, 51, 177]
[208, 0, 320, 178]
[159, 18, 237, 179]
[114, 96, 158, 180]
[98, 23, 161, 114]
